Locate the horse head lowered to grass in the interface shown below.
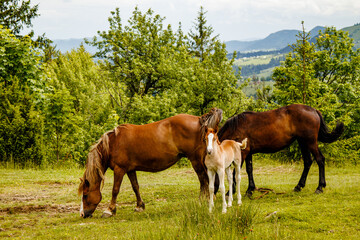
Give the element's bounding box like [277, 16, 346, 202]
[78, 108, 223, 218]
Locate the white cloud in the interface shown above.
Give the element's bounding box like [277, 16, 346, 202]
[30, 0, 360, 40]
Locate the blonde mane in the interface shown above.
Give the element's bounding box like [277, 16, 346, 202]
[78, 128, 115, 195]
[200, 108, 223, 141]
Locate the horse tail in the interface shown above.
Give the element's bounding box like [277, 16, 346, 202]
[317, 110, 345, 143]
[237, 138, 248, 150]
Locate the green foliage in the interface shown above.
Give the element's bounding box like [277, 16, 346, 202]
[0, 26, 44, 167]
[0, 77, 44, 167]
[269, 24, 360, 162]
[0, 0, 39, 35]
[43, 47, 117, 165]
[88, 7, 245, 123]
[0, 26, 42, 90]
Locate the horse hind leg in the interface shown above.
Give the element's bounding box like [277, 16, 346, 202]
[310, 146, 326, 194]
[102, 166, 126, 218]
[233, 161, 242, 205]
[127, 170, 145, 212]
[225, 167, 233, 207]
[294, 142, 313, 192]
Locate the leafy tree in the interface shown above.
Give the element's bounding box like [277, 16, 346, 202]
[0, 26, 42, 89]
[87, 7, 195, 122]
[88, 7, 179, 97]
[272, 22, 317, 106]
[0, 0, 39, 35]
[270, 24, 360, 162]
[0, 77, 44, 167]
[188, 6, 218, 62]
[0, 25, 44, 166]
[186, 7, 245, 116]
[44, 47, 117, 165]
[273, 25, 360, 135]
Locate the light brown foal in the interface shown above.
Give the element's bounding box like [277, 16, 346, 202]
[204, 127, 247, 213]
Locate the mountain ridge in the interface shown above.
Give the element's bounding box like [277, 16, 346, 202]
[52, 24, 360, 54]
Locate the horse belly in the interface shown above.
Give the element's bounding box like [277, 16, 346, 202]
[251, 129, 294, 153]
[126, 140, 180, 172]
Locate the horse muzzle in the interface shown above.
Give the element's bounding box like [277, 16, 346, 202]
[80, 209, 93, 218]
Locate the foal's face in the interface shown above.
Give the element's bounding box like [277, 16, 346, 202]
[80, 179, 102, 218]
[205, 128, 217, 155]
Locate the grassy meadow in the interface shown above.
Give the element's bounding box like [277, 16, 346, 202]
[1, 159, 359, 239]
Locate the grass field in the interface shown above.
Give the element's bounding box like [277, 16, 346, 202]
[1, 159, 359, 239]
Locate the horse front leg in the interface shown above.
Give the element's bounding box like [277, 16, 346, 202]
[189, 153, 209, 200]
[102, 166, 125, 218]
[207, 169, 216, 213]
[217, 169, 227, 213]
[127, 170, 145, 212]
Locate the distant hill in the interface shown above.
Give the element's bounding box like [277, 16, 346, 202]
[52, 24, 360, 55]
[225, 26, 325, 53]
[342, 24, 360, 49]
[53, 38, 97, 54]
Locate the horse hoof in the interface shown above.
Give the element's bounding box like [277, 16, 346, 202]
[134, 207, 144, 212]
[101, 211, 113, 218]
[294, 186, 302, 192]
[315, 189, 323, 194]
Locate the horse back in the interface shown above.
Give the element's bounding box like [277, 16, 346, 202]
[108, 114, 202, 171]
[227, 104, 321, 153]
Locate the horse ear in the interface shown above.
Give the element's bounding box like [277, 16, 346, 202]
[214, 125, 219, 133]
[204, 125, 208, 132]
[79, 178, 84, 184]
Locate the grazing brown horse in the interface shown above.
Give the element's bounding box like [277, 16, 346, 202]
[78, 108, 223, 218]
[217, 104, 344, 195]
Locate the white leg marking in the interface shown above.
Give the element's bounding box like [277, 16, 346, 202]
[218, 170, 227, 213]
[235, 164, 242, 205]
[208, 169, 215, 213]
[226, 167, 233, 207]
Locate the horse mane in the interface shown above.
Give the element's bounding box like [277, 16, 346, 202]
[199, 108, 223, 140]
[78, 128, 116, 195]
[217, 111, 253, 141]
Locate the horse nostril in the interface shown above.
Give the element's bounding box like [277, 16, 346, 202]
[82, 210, 93, 218]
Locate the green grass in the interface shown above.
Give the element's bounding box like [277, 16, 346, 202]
[1, 160, 359, 239]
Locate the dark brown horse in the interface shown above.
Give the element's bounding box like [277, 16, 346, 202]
[78, 108, 222, 218]
[217, 104, 344, 195]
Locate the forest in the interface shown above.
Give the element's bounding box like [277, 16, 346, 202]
[1, 2, 359, 168]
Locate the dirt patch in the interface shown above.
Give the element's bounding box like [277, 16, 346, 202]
[0, 194, 50, 203]
[0, 204, 78, 215]
[254, 165, 298, 174]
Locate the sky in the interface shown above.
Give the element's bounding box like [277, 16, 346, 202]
[29, 0, 360, 41]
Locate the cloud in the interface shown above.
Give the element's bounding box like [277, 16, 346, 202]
[31, 0, 360, 40]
